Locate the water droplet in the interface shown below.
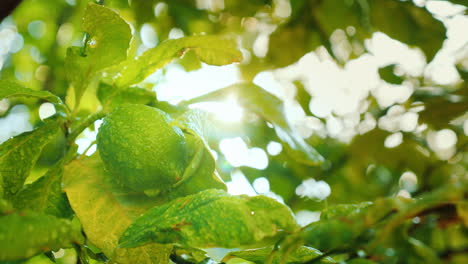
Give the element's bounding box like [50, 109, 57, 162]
[88, 38, 97, 48]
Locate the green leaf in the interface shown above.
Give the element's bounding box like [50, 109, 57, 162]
[372, 183, 466, 246]
[172, 246, 210, 263]
[178, 49, 203, 72]
[345, 259, 378, 264]
[12, 166, 72, 218]
[65, 2, 131, 107]
[419, 96, 468, 128]
[223, 246, 336, 264]
[81, 3, 131, 70]
[0, 80, 67, 115]
[97, 83, 157, 111]
[63, 154, 172, 264]
[408, 237, 442, 264]
[168, 133, 227, 200]
[168, 109, 228, 199]
[0, 211, 83, 261]
[119, 189, 299, 249]
[457, 201, 468, 226]
[378, 64, 404, 85]
[183, 82, 324, 165]
[370, 0, 446, 62]
[321, 201, 373, 219]
[302, 198, 400, 251]
[0, 120, 62, 197]
[0, 80, 62, 104]
[172, 109, 213, 141]
[0, 198, 13, 215]
[115, 35, 243, 87]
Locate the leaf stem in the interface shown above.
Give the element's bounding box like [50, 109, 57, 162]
[67, 110, 106, 144]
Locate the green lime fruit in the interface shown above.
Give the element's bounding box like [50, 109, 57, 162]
[97, 104, 189, 194]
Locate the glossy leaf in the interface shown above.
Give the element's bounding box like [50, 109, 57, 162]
[119, 189, 299, 249]
[63, 154, 172, 264]
[0, 211, 83, 261]
[0, 120, 61, 197]
[223, 246, 336, 264]
[184, 82, 324, 165]
[12, 166, 71, 218]
[65, 2, 131, 106]
[115, 35, 243, 87]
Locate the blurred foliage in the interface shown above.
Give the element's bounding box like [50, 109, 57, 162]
[0, 0, 467, 263]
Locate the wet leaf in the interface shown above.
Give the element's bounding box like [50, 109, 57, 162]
[0, 211, 83, 261]
[119, 189, 299, 249]
[65, 2, 131, 106]
[63, 154, 172, 264]
[12, 166, 72, 218]
[0, 120, 62, 197]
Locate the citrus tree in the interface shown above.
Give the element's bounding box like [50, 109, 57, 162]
[0, 0, 467, 263]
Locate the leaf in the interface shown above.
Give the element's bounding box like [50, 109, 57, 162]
[372, 183, 466, 245]
[0, 80, 62, 104]
[178, 49, 203, 72]
[457, 201, 468, 226]
[0, 198, 13, 215]
[172, 109, 213, 142]
[378, 64, 404, 85]
[408, 237, 442, 264]
[97, 83, 157, 111]
[370, 0, 446, 62]
[168, 133, 227, 200]
[0, 119, 62, 197]
[119, 189, 299, 249]
[115, 35, 243, 87]
[63, 154, 172, 264]
[302, 198, 401, 251]
[183, 82, 324, 165]
[0, 211, 83, 261]
[81, 3, 131, 70]
[12, 166, 72, 218]
[65, 2, 131, 106]
[172, 246, 210, 263]
[267, 25, 319, 68]
[0, 80, 67, 115]
[345, 259, 378, 264]
[419, 97, 468, 128]
[223, 246, 336, 264]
